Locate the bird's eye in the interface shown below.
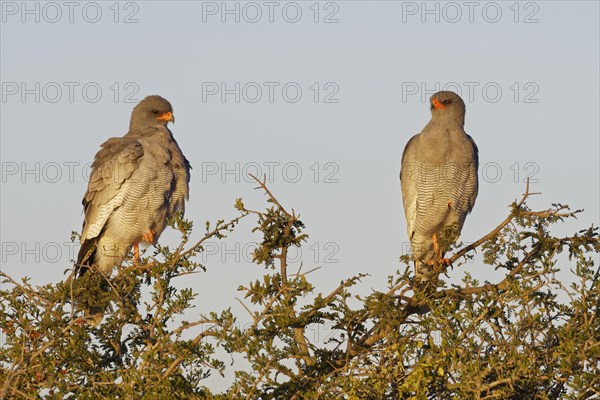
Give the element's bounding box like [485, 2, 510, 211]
[443, 100, 451, 105]
[152, 109, 159, 114]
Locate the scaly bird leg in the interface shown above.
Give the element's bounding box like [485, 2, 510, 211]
[433, 232, 450, 266]
[432, 232, 439, 256]
[133, 230, 154, 264]
[425, 233, 440, 267]
[133, 243, 140, 264]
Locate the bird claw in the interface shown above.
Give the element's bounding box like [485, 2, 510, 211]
[425, 257, 450, 267]
[423, 257, 452, 277]
[141, 230, 155, 244]
[132, 230, 155, 264]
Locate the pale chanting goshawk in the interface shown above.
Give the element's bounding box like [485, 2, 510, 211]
[76, 95, 190, 277]
[400, 91, 479, 277]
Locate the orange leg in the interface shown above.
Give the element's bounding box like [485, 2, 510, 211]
[133, 243, 140, 264]
[133, 230, 154, 265]
[432, 232, 440, 256]
[430, 233, 450, 266]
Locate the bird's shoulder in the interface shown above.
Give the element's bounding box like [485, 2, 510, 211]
[80, 135, 146, 241]
[167, 136, 192, 177]
[465, 133, 479, 156]
[401, 133, 421, 163]
[152, 127, 192, 177]
[447, 127, 479, 165]
[84, 136, 145, 204]
[93, 135, 144, 170]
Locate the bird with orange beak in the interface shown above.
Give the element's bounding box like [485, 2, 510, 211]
[400, 91, 479, 278]
[75, 95, 190, 324]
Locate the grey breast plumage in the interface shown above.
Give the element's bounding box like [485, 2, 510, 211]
[76, 95, 190, 276]
[400, 91, 478, 275]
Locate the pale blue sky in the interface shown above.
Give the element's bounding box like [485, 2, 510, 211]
[1, 0, 599, 390]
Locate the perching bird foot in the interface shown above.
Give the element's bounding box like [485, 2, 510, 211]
[422, 257, 452, 277]
[425, 256, 450, 267]
[133, 230, 155, 264]
[141, 229, 155, 244]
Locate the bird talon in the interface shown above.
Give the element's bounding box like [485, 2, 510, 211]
[141, 230, 155, 244]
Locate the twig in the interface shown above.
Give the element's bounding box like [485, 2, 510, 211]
[179, 214, 248, 259]
[449, 178, 532, 265]
[162, 330, 218, 378]
[249, 174, 291, 218]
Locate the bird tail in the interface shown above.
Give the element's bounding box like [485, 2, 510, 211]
[75, 238, 97, 277]
[71, 238, 106, 326]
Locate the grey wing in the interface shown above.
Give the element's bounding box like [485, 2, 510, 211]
[448, 133, 479, 231]
[447, 133, 479, 222]
[400, 135, 420, 239]
[464, 134, 479, 214]
[78, 138, 144, 264]
[166, 137, 191, 216]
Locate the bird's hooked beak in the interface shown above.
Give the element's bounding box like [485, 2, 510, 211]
[431, 99, 445, 110]
[156, 111, 175, 124]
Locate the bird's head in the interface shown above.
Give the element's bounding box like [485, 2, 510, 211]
[429, 91, 466, 127]
[129, 95, 175, 130]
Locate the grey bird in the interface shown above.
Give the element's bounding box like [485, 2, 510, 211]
[400, 91, 478, 278]
[76, 95, 190, 278]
